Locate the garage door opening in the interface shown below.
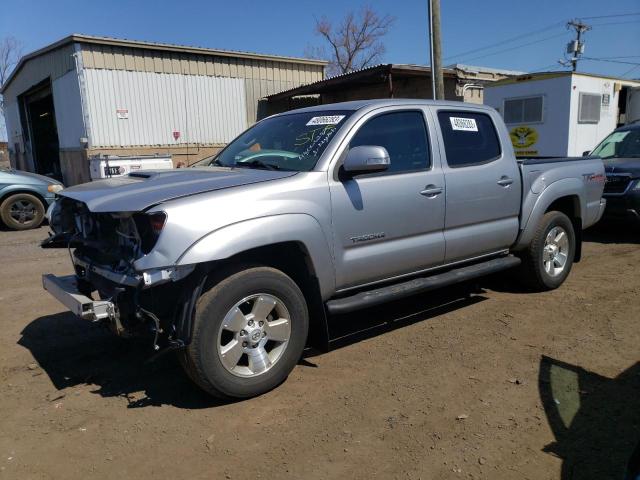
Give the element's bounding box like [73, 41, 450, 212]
[22, 82, 61, 180]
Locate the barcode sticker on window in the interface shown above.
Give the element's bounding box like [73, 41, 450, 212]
[449, 117, 478, 132]
[306, 115, 346, 126]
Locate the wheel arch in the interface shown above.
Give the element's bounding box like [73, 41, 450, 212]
[0, 188, 48, 210]
[205, 242, 330, 352]
[544, 195, 582, 262]
[174, 214, 335, 352]
[515, 179, 586, 261]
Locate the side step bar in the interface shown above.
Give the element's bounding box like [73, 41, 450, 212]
[326, 255, 521, 315]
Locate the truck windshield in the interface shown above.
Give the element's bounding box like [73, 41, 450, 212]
[195, 110, 353, 171]
[591, 129, 640, 159]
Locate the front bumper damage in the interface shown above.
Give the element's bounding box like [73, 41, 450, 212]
[42, 258, 201, 351]
[43, 274, 116, 322]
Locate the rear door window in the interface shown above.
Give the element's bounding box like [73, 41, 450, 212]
[437, 111, 501, 168]
[350, 111, 430, 173]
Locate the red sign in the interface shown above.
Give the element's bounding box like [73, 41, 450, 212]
[172, 131, 181, 140]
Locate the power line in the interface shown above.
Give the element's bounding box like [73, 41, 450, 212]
[589, 20, 640, 26]
[528, 63, 565, 73]
[581, 57, 640, 66]
[592, 56, 640, 59]
[581, 12, 640, 19]
[444, 21, 564, 61]
[622, 64, 640, 78]
[453, 32, 568, 63]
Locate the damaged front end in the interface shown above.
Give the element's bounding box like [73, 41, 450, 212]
[42, 197, 200, 352]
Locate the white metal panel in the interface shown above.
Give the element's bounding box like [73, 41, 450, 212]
[627, 87, 640, 124]
[3, 100, 21, 144]
[0, 111, 6, 142]
[484, 75, 572, 156]
[567, 75, 618, 156]
[83, 69, 247, 147]
[52, 70, 85, 148]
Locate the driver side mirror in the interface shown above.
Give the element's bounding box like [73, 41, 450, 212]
[582, 150, 590, 157]
[343, 145, 390, 174]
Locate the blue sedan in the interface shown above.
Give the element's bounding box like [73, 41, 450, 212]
[0, 167, 64, 230]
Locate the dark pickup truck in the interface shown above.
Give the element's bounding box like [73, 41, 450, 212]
[590, 122, 640, 224]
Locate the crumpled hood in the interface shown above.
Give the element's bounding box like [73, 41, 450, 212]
[603, 158, 640, 177]
[59, 167, 297, 212]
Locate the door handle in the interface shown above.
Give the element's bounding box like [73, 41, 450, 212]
[420, 185, 443, 197]
[497, 176, 514, 187]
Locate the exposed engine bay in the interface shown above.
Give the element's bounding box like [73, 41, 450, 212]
[42, 197, 200, 352]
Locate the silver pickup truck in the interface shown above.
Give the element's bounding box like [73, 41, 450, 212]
[42, 100, 606, 399]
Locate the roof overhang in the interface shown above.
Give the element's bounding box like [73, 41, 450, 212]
[1, 34, 328, 94]
[266, 64, 458, 101]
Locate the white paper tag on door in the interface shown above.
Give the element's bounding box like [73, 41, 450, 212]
[450, 116, 478, 132]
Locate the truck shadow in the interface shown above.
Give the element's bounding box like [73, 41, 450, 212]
[19, 283, 486, 409]
[320, 282, 486, 352]
[583, 222, 640, 245]
[18, 312, 225, 409]
[538, 356, 640, 479]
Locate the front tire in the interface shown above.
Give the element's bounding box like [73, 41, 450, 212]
[181, 266, 309, 399]
[519, 211, 576, 291]
[0, 193, 45, 230]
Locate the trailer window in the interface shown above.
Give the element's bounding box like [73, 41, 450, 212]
[437, 111, 501, 168]
[578, 93, 601, 124]
[503, 96, 543, 124]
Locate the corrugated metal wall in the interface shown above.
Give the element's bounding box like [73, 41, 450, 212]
[2, 44, 76, 100]
[80, 43, 324, 124]
[52, 70, 85, 148]
[83, 69, 247, 147]
[2, 44, 77, 168]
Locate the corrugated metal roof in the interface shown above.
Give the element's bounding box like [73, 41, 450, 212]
[486, 70, 640, 88]
[266, 63, 460, 101]
[1, 34, 327, 94]
[449, 63, 526, 77]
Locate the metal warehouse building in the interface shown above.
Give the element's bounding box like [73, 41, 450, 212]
[1, 34, 326, 185]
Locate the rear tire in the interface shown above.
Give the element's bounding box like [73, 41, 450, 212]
[181, 266, 309, 399]
[519, 211, 576, 291]
[0, 193, 45, 230]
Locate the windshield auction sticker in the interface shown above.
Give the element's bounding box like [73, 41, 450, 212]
[450, 117, 478, 132]
[306, 115, 346, 126]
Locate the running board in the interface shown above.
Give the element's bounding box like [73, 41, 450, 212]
[326, 256, 521, 315]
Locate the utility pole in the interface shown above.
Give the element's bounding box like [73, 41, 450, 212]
[431, 0, 444, 99]
[427, 0, 436, 100]
[566, 19, 590, 72]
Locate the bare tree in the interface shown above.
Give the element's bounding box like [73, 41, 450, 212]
[0, 36, 23, 113]
[311, 6, 395, 76]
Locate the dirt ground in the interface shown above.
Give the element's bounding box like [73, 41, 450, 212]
[0, 224, 638, 480]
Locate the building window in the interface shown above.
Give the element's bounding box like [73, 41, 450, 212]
[578, 92, 601, 124]
[503, 96, 543, 124]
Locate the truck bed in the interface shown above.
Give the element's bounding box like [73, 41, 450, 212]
[516, 155, 606, 250]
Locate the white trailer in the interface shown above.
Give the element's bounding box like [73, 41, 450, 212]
[484, 72, 640, 157]
[89, 154, 173, 180]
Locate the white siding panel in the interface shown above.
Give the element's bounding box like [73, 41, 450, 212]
[83, 69, 247, 147]
[3, 100, 21, 144]
[52, 70, 85, 148]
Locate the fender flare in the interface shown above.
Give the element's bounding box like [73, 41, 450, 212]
[515, 178, 585, 250]
[176, 213, 336, 299]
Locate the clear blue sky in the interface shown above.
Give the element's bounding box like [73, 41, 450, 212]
[2, 0, 639, 78]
